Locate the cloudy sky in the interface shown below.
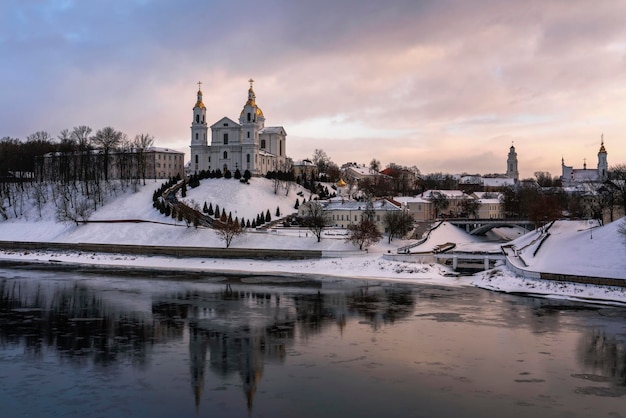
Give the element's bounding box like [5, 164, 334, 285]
[2, 0, 625, 179]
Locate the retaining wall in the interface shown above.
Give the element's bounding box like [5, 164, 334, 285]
[0, 241, 323, 260]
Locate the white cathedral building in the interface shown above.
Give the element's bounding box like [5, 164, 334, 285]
[560, 137, 608, 187]
[189, 80, 288, 176]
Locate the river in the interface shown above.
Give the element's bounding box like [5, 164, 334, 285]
[1, 268, 625, 417]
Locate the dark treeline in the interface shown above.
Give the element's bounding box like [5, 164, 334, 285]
[0, 127, 155, 222]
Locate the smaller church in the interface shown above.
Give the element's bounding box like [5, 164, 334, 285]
[189, 80, 288, 176]
[560, 137, 608, 187]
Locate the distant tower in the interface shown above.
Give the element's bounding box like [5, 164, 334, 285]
[597, 134, 608, 180]
[506, 143, 519, 181]
[190, 82, 209, 173]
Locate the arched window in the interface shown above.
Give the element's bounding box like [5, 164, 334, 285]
[247, 131, 250, 139]
[195, 115, 199, 123]
[223, 151, 228, 159]
[247, 113, 251, 122]
[195, 155, 198, 164]
[195, 133, 198, 140]
[279, 141, 282, 156]
[261, 139, 266, 148]
[223, 133, 228, 145]
[246, 154, 250, 163]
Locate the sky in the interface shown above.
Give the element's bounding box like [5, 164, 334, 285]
[1, 0, 625, 179]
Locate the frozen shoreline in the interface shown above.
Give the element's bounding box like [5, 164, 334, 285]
[3, 248, 626, 307]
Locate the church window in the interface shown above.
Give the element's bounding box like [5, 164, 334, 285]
[196, 115, 199, 123]
[223, 151, 228, 159]
[247, 131, 250, 139]
[261, 139, 266, 148]
[247, 113, 251, 122]
[279, 141, 282, 156]
[195, 155, 198, 164]
[208, 156, 211, 162]
[224, 133, 229, 145]
[195, 133, 198, 140]
[202, 115, 205, 123]
[246, 154, 250, 163]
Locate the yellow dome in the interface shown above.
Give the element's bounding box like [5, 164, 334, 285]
[194, 100, 205, 109]
[336, 178, 347, 187]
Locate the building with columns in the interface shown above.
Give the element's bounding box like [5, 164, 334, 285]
[189, 80, 288, 176]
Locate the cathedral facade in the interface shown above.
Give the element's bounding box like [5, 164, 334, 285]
[560, 138, 608, 187]
[189, 80, 288, 176]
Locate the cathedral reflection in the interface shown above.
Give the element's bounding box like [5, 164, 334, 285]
[0, 278, 424, 414]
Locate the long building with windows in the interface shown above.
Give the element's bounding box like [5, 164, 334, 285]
[189, 80, 288, 176]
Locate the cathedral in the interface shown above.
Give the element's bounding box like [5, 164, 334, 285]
[560, 137, 608, 187]
[189, 80, 288, 176]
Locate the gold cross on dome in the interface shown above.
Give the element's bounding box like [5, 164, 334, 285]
[249, 78, 254, 88]
[197, 81, 202, 90]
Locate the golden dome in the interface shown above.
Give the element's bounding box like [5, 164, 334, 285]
[194, 89, 205, 109]
[336, 178, 347, 187]
[599, 143, 607, 153]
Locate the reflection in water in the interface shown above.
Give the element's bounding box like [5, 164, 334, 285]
[577, 329, 626, 396]
[2, 273, 626, 417]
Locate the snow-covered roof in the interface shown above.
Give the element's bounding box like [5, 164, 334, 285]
[259, 126, 286, 135]
[146, 147, 184, 154]
[324, 199, 401, 212]
[483, 177, 515, 187]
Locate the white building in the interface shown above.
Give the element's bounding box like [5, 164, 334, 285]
[561, 138, 608, 187]
[190, 80, 288, 177]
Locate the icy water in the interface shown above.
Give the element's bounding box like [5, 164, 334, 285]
[1, 269, 626, 418]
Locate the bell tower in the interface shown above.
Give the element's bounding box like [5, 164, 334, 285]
[597, 134, 608, 181]
[190, 82, 209, 173]
[239, 79, 265, 145]
[506, 143, 519, 181]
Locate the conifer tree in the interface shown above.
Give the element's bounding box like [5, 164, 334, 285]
[181, 182, 187, 198]
[221, 208, 226, 218]
[276, 206, 280, 217]
[228, 212, 233, 223]
[240, 218, 246, 228]
[294, 198, 300, 209]
[208, 203, 214, 216]
[266, 209, 271, 222]
[214, 204, 220, 218]
[246, 219, 251, 228]
[251, 219, 256, 228]
[203, 202, 209, 214]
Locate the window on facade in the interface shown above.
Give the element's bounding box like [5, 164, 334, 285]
[224, 133, 228, 145]
[195, 133, 198, 140]
[247, 131, 250, 138]
[261, 139, 266, 148]
[279, 141, 282, 156]
[247, 113, 251, 122]
[202, 115, 205, 123]
[246, 154, 250, 163]
[196, 115, 199, 123]
[208, 156, 211, 162]
[223, 151, 228, 159]
[223, 123, 228, 126]
[195, 155, 198, 164]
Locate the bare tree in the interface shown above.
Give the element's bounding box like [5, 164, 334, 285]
[214, 219, 244, 248]
[134, 133, 154, 185]
[383, 210, 413, 243]
[301, 201, 330, 242]
[430, 192, 450, 218]
[347, 219, 381, 250]
[92, 126, 123, 182]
